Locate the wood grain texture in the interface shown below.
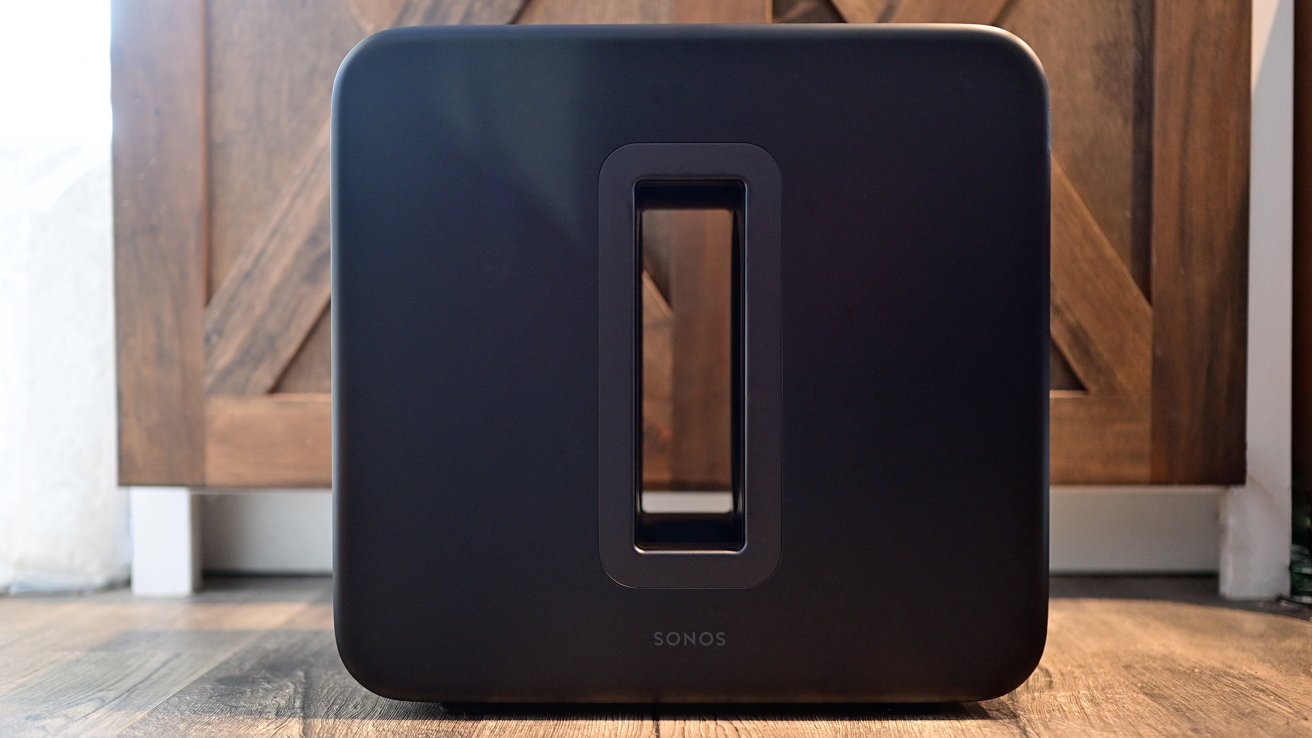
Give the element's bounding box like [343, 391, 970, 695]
[1050, 162, 1153, 396]
[667, 210, 734, 489]
[204, 0, 528, 403]
[642, 273, 675, 485]
[772, 0, 841, 24]
[831, 0, 1005, 24]
[815, 0, 1172, 483]
[526, 0, 766, 491]
[519, 0, 765, 26]
[1050, 391, 1149, 483]
[111, 0, 208, 485]
[123, 597, 656, 737]
[1049, 344, 1082, 392]
[273, 307, 332, 393]
[1000, 0, 1151, 293]
[0, 578, 324, 737]
[0, 577, 1308, 736]
[193, 0, 528, 485]
[205, 123, 333, 397]
[401, 0, 528, 27]
[673, 0, 770, 23]
[204, 1, 387, 400]
[204, 395, 331, 488]
[204, 0, 524, 293]
[642, 210, 736, 490]
[1149, 0, 1250, 484]
[883, 0, 1006, 23]
[116, 0, 1252, 487]
[204, 0, 362, 299]
[518, 0, 673, 24]
[828, 0, 892, 23]
[349, 0, 408, 33]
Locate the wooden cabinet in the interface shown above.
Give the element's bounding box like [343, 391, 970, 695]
[112, 0, 1250, 488]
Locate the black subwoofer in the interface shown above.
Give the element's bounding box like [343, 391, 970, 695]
[332, 24, 1050, 703]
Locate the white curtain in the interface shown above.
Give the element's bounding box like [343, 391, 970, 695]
[0, 1, 128, 592]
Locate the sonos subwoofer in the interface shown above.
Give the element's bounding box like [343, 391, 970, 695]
[332, 24, 1050, 702]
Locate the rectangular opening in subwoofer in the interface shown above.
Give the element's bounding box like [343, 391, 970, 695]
[635, 180, 744, 552]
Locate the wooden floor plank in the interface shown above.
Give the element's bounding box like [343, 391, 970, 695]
[0, 577, 1307, 737]
[0, 578, 323, 737]
[657, 707, 1025, 738]
[119, 597, 473, 738]
[1002, 598, 1312, 737]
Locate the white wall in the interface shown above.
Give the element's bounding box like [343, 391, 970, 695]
[1220, 0, 1294, 599]
[0, 0, 129, 593]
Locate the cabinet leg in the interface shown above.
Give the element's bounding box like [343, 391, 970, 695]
[129, 487, 200, 596]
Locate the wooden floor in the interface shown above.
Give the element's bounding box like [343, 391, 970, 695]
[0, 577, 1309, 737]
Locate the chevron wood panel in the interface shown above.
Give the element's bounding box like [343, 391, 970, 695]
[204, 122, 332, 397]
[1050, 162, 1152, 397]
[113, 0, 1249, 487]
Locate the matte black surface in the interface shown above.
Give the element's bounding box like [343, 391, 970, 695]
[333, 24, 1050, 703]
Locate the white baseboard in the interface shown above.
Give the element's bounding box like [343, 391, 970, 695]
[1050, 486, 1221, 574]
[199, 486, 1223, 576]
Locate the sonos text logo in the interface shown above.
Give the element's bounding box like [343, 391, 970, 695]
[652, 631, 727, 647]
